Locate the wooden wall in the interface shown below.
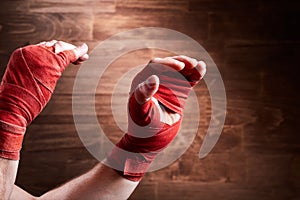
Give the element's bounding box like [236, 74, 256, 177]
[1, 0, 300, 199]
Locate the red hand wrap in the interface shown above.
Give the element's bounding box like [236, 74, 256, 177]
[0, 45, 76, 160]
[131, 62, 200, 114]
[107, 62, 201, 181]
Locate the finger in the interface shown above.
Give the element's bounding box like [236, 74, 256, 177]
[36, 40, 57, 47]
[54, 41, 76, 54]
[36, 41, 47, 46]
[55, 43, 89, 70]
[188, 60, 207, 82]
[72, 43, 89, 60]
[198, 60, 207, 79]
[36, 40, 58, 52]
[134, 75, 159, 105]
[151, 57, 185, 71]
[71, 43, 89, 65]
[172, 56, 206, 80]
[72, 54, 89, 65]
[171, 55, 198, 70]
[45, 40, 58, 47]
[80, 53, 89, 61]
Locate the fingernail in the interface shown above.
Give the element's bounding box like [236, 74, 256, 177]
[191, 58, 198, 66]
[199, 60, 206, 68]
[177, 60, 185, 69]
[145, 75, 159, 87]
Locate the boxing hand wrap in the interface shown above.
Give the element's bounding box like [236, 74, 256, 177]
[130, 62, 201, 113]
[0, 45, 77, 160]
[106, 62, 202, 181]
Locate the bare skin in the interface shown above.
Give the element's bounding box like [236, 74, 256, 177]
[11, 163, 138, 200]
[0, 40, 89, 200]
[0, 40, 206, 200]
[0, 158, 19, 200]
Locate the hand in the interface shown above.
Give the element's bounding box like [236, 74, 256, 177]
[0, 40, 89, 160]
[37, 40, 89, 65]
[106, 55, 206, 181]
[129, 55, 206, 131]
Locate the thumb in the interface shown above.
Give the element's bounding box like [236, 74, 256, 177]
[73, 43, 89, 59]
[72, 43, 89, 64]
[134, 75, 159, 105]
[56, 43, 89, 68]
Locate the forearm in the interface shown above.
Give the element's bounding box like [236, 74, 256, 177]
[0, 158, 19, 200]
[6, 54, 205, 200]
[38, 161, 139, 200]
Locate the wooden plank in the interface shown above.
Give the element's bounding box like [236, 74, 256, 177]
[0, 0, 27, 14]
[189, 0, 261, 12]
[93, 12, 207, 41]
[0, 13, 93, 52]
[0, 0, 299, 199]
[189, 0, 300, 13]
[24, 123, 123, 152]
[116, 0, 189, 12]
[207, 10, 300, 41]
[0, 53, 9, 78]
[21, 0, 116, 13]
[17, 148, 96, 196]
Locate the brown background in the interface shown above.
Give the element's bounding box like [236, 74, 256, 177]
[1, 0, 300, 199]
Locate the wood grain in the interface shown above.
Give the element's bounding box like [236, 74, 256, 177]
[0, 0, 300, 199]
[25, 0, 116, 13]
